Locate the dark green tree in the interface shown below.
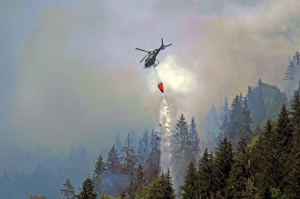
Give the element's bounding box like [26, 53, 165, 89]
[197, 149, 215, 199]
[213, 136, 234, 197]
[285, 151, 300, 198]
[180, 162, 198, 199]
[251, 119, 277, 199]
[160, 168, 176, 199]
[284, 101, 300, 198]
[227, 138, 255, 198]
[289, 91, 300, 127]
[78, 177, 97, 199]
[267, 105, 293, 195]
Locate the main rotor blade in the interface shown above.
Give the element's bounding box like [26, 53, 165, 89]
[140, 53, 149, 63]
[164, 44, 172, 47]
[136, 48, 149, 53]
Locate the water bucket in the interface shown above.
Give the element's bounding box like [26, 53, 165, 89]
[158, 82, 164, 93]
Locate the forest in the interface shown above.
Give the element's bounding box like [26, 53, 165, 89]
[1, 52, 300, 199]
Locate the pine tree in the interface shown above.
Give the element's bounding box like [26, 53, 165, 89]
[285, 151, 300, 198]
[220, 96, 230, 122]
[78, 177, 97, 199]
[93, 154, 105, 195]
[247, 81, 267, 125]
[220, 114, 228, 136]
[106, 144, 120, 173]
[149, 130, 160, 152]
[255, 79, 266, 121]
[271, 105, 293, 194]
[60, 179, 76, 199]
[145, 131, 160, 184]
[94, 154, 105, 176]
[104, 144, 121, 196]
[227, 138, 254, 199]
[213, 136, 234, 197]
[247, 86, 256, 122]
[160, 168, 176, 199]
[137, 130, 151, 167]
[226, 95, 243, 143]
[289, 91, 300, 127]
[251, 119, 277, 199]
[189, 117, 201, 165]
[206, 106, 221, 147]
[121, 133, 137, 178]
[237, 177, 257, 199]
[135, 164, 145, 195]
[285, 61, 296, 82]
[239, 97, 253, 144]
[180, 162, 198, 199]
[197, 149, 215, 198]
[285, 102, 300, 198]
[171, 114, 190, 190]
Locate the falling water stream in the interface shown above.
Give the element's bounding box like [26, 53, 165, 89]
[159, 93, 172, 173]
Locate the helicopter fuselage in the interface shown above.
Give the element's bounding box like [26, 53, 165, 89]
[144, 48, 161, 68]
[136, 38, 171, 69]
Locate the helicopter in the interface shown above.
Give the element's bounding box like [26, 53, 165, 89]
[136, 38, 172, 69]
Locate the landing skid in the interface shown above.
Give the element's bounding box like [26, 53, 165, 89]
[153, 60, 160, 67]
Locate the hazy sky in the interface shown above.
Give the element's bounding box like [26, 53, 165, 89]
[1, 0, 300, 159]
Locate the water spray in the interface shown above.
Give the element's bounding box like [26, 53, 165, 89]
[159, 93, 172, 173]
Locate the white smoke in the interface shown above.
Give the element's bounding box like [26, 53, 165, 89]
[159, 93, 173, 173]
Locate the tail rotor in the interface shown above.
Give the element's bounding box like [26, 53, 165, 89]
[161, 38, 172, 50]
